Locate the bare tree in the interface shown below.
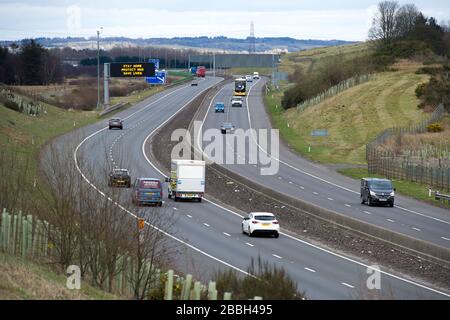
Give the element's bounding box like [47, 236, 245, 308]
[369, 1, 400, 47]
[126, 207, 179, 299]
[395, 4, 420, 38]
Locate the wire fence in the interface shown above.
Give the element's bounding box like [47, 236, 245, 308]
[296, 74, 376, 112]
[366, 104, 450, 191]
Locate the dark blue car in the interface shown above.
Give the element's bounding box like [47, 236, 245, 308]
[132, 178, 163, 207]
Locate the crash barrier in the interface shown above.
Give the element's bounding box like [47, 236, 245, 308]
[367, 104, 449, 191]
[98, 102, 128, 117]
[181, 79, 450, 265]
[208, 163, 450, 266]
[434, 191, 450, 205]
[98, 75, 195, 117]
[0, 208, 259, 299]
[296, 74, 376, 112]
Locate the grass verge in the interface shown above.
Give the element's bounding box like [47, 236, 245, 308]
[0, 252, 121, 299]
[338, 167, 450, 208]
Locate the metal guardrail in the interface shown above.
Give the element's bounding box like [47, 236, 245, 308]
[435, 191, 450, 204]
[98, 102, 128, 117]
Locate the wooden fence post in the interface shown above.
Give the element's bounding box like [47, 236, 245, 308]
[182, 274, 192, 300]
[27, 215, 33, 256]
[165, 270, 174, 300]
[21, 216, 27, 258]
[191, 281, 201, 300]
[208, 281, 217, 300]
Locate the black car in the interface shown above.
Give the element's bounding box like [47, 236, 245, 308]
[221, 122, 235, 134]
[360, 178, 395, 207]
[109, 118, 123, 130]
[109, 168, 131, 188]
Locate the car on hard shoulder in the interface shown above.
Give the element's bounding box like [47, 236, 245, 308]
[215, 102, 225, 113]
[109, 118, 123, 130]
[108, 168, 131, 188]
[360, 178, 395, 207]
[132, 178, 163, 207]
[221, 122, 235, 134]
[231, 96, 243, 107]
[242, 212, 279, 238]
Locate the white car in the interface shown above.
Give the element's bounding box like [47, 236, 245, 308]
[242, 212, 280, 238]
[245, 75, 253, 82]
[231, 96, 243, 107]
[253, 72, 260, 79]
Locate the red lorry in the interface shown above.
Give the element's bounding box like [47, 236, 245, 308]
[196, 66, 206, 77]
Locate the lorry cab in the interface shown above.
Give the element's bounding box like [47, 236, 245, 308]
[360, 178, 395, 207]
[132, 178, 163, 207]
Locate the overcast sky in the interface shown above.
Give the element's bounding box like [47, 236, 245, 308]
[0, 0, 449, 41]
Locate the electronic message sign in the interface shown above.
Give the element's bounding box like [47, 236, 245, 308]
[109, 62, 155, 77]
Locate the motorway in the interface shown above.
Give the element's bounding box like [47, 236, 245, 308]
[199, 77, 450, 249]
[47, 76, 450, 299]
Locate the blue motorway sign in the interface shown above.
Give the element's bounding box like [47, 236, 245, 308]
[148, 59, 160, 70]
[146, 71, 166, 84]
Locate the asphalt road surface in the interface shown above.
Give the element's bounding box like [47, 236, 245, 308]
[47, 76, 449, 299]
[199, 77, 450, 250]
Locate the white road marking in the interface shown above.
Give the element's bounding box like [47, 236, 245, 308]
[364, 211, 372, 215]
[387, 219, 395, 223]
[412, 227, 421, 232]
[441, 237, 450, 242]
[313, 191, 319, 195]
[242, 82, 450, 227]
[300, 186, 305, 190]
[137, 78, 450, 299]
[187, 214, 192, 218]
[345, 204, 351, 207]
[304, 267, 316, 273]
[328, 197, 334, 201]
[223, 232, 231, 237]
[245, 242, 254, 247]
[341, 282, 354, 289]
[74, 80, 253, 277]
[173, 207, 178, 211]
[203, 223, 210, 227]
[289, 181, 293, 184]
[272, 254, 282, 259]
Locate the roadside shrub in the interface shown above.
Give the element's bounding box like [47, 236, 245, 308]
[56, 86, 97, 110]
[2, 99, 20, 112]
[281, 54, 376, 109]
[427, 122, 443, 132]
[214, 257, 305, 300]
[415, 83, 427, 98]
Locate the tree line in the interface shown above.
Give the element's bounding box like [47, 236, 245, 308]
[282, 1, 450, 110]
[0, 39, 63, 85]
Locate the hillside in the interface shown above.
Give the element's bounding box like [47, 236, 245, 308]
[279, 42, 370, 75]
[271, 61, 429, 164]
[0, 36, 356, 53]
[0, 252, 120, 299]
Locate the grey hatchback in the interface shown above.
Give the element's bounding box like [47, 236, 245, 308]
[360, 178, 395, 207]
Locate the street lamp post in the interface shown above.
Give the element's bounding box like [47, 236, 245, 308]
[96, 27, 103, 110]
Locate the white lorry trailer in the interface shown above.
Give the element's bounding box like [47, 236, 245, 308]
[166, 159, 205, 202]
